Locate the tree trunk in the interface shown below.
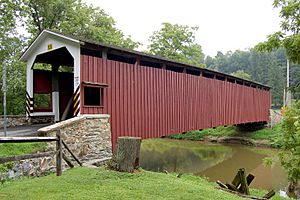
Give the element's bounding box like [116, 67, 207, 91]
[110, 137, 141, 173]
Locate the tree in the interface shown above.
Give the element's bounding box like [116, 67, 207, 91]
[0, 0, 27, 114]
[255, 1, 300, 192]
[25, 0, 139, 49]
[205, 48, 292, 106]
[204, 55, 216, 69]
[0, 0, 142, 115]
[231, 70, 252, 80]
[255, 0, 300, 64]
[148, 23, 204, 66]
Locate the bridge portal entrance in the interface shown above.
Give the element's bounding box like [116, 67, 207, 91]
[31, 47, 74, 122]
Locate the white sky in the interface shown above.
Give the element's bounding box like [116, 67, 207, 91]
[84, 0, 281, 57]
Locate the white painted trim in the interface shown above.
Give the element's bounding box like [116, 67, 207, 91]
[30, 112, 55, 116]
[81, 114, 110, 119]
[52, 91, 60, 122]
[44, 30, 79, 43]
[20, 30, 80, 61]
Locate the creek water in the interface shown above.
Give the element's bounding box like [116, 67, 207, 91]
[140, 139, 288, 191]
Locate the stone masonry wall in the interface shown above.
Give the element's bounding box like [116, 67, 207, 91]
[0, 115, 29, 128]
[0, 114, 112, 181]
[269, 109, 282, 127]
[0, 115, 54, 128]
[0, 156, 56, 181]
[39, 114, 112, 162]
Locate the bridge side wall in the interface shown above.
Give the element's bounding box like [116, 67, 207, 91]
[80, 55, 271, 149]
[39, 114, 112, 162]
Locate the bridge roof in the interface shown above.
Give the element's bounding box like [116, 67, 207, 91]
[21, 29, 270, 90]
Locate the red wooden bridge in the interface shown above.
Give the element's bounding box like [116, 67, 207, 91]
[81, 56, 270, 149]
[21, 30, 271, 149]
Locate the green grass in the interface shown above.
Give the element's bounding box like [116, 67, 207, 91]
[0, 142, 47, 172]
[0, 167, 287, 200]
[168, 124, 282, 147]
[247, 124, 282, 140]
[0, 143, 47, 157]
[169, 126, 236, 140]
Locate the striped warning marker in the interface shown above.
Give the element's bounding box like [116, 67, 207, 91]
[26, 92, 33, 116]
[73, 86, 80, 116]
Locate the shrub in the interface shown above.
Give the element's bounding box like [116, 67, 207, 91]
[277, 100, 300, 182]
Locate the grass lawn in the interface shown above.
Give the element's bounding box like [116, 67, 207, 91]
[0, 167, 287, 200]
[169, 124, 282, 147]
[0, 142, 47, 172]
[0, 143, 47, 157]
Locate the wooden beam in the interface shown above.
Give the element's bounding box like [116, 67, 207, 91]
[102, 48, 108, 59]
[247, 174, 255, 186]
[225, 183, 239, 192]
[62, 140, 82, 166]
[0, 151, 56, 164]
[135, 56, 140, 65]
[62, 152, 74, 168]
[238, 168, 250, 195]
[56, 130, 62, 176]
[216, 180, 227, 189]
[263, 190, 275, 199]
[0, 137, 58, 143]
[231, 171, 241, 187]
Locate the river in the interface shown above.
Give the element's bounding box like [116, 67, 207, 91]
[140, 139, 288, 191]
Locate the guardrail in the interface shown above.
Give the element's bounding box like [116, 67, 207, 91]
[0, 130, 82, 176]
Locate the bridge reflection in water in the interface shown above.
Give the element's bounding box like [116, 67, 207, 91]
[140, 139, 287, 191]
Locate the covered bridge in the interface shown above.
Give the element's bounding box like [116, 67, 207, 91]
[20, 30, 271, 148]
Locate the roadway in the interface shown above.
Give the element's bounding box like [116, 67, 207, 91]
[0, 124, 51, 137]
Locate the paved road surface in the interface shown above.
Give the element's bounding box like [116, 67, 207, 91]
[0, 124, 51, 137]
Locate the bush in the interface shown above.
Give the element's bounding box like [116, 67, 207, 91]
[277, 100, 300, 182]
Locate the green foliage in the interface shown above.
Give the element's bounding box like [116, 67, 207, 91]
[169, 126, 236, 140]
[247, 124, 282, 147]
[0, 0, 25, 39]
[0, 37, 26, 115]
[277, 100, 300, 182]
[33, 93, 51, 108]
[0, 167, 287, 200]
[0, 0, 27, 115]
[0, 162, 15, 173]
[25, 0, 139, 49]
[255, 0, 300, 64]
[205, 48, 293, 107]
[1, 0, 142, 115]
[231, 70, 252, 80]
[148, 23, 204, 66]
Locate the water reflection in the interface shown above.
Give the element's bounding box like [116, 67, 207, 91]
[140, 139, 288, 191]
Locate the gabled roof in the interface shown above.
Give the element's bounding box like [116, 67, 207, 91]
[20, 29, 270, 89]
[19, 29, 80, 62]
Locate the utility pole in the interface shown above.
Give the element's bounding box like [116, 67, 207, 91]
[2, 62, 7, 136]
[286, 59, 292, 107]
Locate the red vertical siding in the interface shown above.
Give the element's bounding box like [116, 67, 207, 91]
[80, 55, 271, 149]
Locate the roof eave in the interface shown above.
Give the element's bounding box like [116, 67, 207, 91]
[19, 29, 80, 62]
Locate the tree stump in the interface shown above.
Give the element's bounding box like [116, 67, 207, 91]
[109, 137, 141, 173]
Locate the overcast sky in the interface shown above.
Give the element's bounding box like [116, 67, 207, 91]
[84, 0, 281, 57]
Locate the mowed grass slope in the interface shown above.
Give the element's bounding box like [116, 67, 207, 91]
[0, 143, 47, 157]
[0, 167, 286, 200]
[0, 142, 47, 172]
